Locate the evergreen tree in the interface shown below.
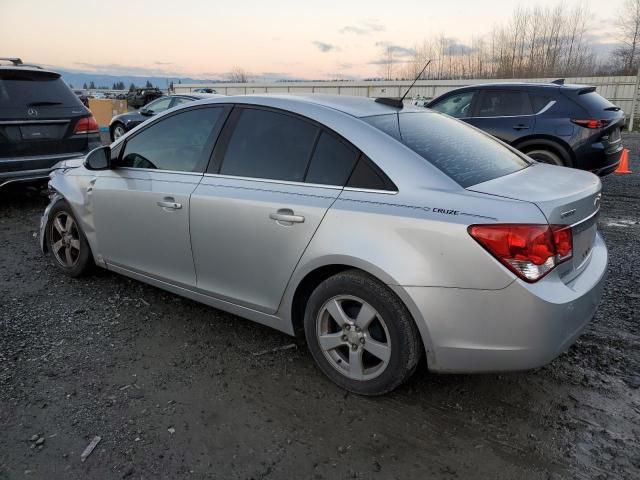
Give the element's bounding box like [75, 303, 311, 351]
[89, 81, 96, 89]
[129, 83, 136, 91]
[145, 80, 153, 88]
[83, 82, 88, 89]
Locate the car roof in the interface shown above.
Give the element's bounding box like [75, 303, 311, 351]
[0, 65, 60, 76]
[443, 82, 591, 92]
[194, 94, 422, 118]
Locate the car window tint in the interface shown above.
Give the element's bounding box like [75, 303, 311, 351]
[346, 155, 396, 191]
[171, 97, 194, 107]
[120, 108, 222, 172]
[530, 94, 553, 113]
[0, 70, 82, 108]
[429, 91, 475, 118]
[220, 108, 318, 182]
[145, 97, 172, 113]
[305, 132, 358, 186]
[365, 112, 529, 188]
[477, 91, 530, 116]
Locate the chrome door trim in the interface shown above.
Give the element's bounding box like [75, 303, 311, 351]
[202, 173, 343, 190]
[116, 167, 204, 176]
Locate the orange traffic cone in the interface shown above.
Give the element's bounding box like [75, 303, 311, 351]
[615, 148, 632, 174]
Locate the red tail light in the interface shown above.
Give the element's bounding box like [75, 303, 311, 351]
[571, 119, 610, 129]
[74, 116, 99, 134]
[468, 224, 573, 282]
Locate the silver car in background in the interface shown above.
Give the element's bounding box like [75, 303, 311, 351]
[40, 95, 607, 395]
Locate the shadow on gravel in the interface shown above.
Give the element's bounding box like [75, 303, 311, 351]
[1, 146, 639, 480]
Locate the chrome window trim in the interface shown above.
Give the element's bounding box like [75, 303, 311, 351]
[202, 173, 343, 190]
[342, 186, 398, 195]
[116, 167, 204, 176]
[467, 100, 556, 119]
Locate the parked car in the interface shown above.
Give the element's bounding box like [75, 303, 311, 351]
[73, 90, 89, 107]
[127, 88, 163, 108]
[41, 95, 607, 395]
[426, 82, 625, 176]
[192, 87, 217, 94]
[109, 94, 212, 141]
[0, 58, 101, 188]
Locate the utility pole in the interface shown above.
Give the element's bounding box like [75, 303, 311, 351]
[629, 63, 640, 131]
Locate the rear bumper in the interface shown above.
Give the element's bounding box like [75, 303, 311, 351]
[575, 139, 623, 176]
[393, 232, 608, 373]
[0, 152, 85, 188]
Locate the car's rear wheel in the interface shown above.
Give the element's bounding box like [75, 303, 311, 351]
[523, 147, 564, 166]
[111, 123, 126, 141]
[47, 200, 93, 277]
[304, 270, 421, 395]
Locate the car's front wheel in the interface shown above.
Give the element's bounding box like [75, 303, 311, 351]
[111, 123, 126, 141]
[304, 270, 421, 395]
[46, 200, 93, 277]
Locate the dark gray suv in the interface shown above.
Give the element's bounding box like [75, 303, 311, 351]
[0, 58, 102, 188]
[427, 82, 625, 176]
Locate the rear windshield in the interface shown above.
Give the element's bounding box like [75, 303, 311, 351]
[576, 90, 618, 114]
[0, 70, 81, 108]
[364, 112, 530, 187]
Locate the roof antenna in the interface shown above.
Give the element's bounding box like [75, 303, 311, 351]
[375, 59, 432, 109]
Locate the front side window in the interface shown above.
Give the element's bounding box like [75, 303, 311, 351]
[144, 97, 172, 113]
[477, 91, 531, 117]
[220, 108, 318, 182]
[429, 91, 475, 118]
[119, 107, 222, 172]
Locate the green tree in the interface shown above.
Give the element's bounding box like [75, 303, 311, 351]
[145, 80, 153, 88]
[83, 82, 88, 89]
[89, 81, 96, 89]
[129, 83, 136, 91]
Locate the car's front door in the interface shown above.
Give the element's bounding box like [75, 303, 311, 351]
[190, 106, 359, 313]
[91, 106, 227, 286]
[465, 90, 535, 143]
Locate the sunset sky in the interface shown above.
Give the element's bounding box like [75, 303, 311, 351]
[0, 0, 623, 80]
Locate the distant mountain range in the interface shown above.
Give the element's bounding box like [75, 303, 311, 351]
[57, 69, 219, 89]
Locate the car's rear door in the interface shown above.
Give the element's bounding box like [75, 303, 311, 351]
[465, 89, 535, 143]
[190, 106, 359, 314]
[91, 105, 228, 286]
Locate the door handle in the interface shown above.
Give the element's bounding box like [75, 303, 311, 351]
[157, 197, 182, 210]
[513, 124, 529, 131]
[269, 209, 305, 224]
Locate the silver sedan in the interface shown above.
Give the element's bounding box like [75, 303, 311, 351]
[40, 95, 607, 395]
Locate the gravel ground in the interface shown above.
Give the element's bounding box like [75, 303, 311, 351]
[1, 136, 639, 480]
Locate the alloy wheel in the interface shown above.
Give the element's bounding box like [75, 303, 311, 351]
[316, 295, 391, 381]
[50, 212, 81, 268]
[113, 125, 125, 139]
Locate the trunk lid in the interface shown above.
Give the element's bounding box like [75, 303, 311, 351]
[468, 163, 601, 283]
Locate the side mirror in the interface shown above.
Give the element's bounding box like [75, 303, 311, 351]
[140, 108, 153, 116]
[84, 146, 111, 170]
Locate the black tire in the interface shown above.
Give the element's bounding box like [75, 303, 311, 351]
[46, 200, 94, 277]
[110, 122, 126, 142]
[523, 147, 564, 166]
[304, 269, 421, 395]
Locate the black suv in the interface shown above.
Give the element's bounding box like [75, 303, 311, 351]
[126, 88, 163, 108]
[0, 58, 102, 188]
[426, 82, 625, 175]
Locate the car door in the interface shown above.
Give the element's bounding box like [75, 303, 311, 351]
[465, 90, 534, 143]
[190, 106, 359, 314]
[91, 105, 228, 287]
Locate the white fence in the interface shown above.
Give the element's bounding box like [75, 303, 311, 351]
[175, 76, 639, 125]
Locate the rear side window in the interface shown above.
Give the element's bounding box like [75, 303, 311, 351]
[365, 112, 529, 187]
[220, 108, 318, 182]
[477, 90, 531, 116]
[530, 94, 554, 113]
[346, 155, 396, 191]
[120, 107, 223, 172]
[0, 70, 82, 108]
[305, 132, 358, 185]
